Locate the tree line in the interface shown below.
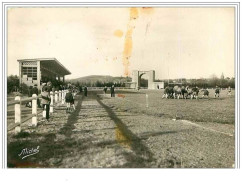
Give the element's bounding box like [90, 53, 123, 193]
[7, 74, 235, 95]
[71, 80, 127, 88]
[158, 75, 235, 89]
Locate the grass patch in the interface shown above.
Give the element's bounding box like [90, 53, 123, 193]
[13, 131, 30, 139]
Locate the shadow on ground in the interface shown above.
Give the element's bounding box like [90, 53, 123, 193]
[8, 92, 179, 168]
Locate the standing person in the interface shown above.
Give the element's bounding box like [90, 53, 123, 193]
[26, 86, 33, 108]
[84, 86, 88, 97]
[59, 85, 63, 91]
[111, 85, 115, 97]
[72, 87, 77, 97]
[79, 86, 83, 93]
[71, 89, 76, 111]
[41, 83, 46, 93]
[201, 88, 209, 99]
[103, 86, 107, 94]
[215, 86, 220, 98]
[32, 84, 41, 108]
[65, 89, 74, 113]
[228, 86, 232, 96]
[41, 86, 51, 122]
[181, 86, 187, 99]
[46, 81, 52, 92]
[32, 84, 38, 95]
[110, 85, 113, 97]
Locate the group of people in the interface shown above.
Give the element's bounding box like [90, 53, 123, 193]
[25, 81, 79, 122]
[78, 86, 87, 96]
[162, 85, 199, 99]
[25, 84, 41, 108]
[162, 85, 232, 99]
[103, 85, 115, 97]
[78, 85, 115, 97]
[39, 83, 117, 122]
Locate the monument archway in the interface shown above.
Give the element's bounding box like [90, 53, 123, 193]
[131, 70, 155, 89]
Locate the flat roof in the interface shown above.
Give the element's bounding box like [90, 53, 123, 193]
[17, 58, 71, 75]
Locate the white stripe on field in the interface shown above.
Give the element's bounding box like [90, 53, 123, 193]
[181, 120, 234, 137]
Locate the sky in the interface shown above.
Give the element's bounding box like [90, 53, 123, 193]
[8, 7, 235, 80]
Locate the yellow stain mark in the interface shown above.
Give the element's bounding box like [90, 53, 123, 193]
[130, 7, 139, 20]
[122, 8, 139, 77]
[114, 29, 123, 37]
[140, 7, 155, 15]
[115, 127, 131, 149]
[123, 28, 133, 61]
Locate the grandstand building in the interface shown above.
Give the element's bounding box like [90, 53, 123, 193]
[17, 58, 71, 89]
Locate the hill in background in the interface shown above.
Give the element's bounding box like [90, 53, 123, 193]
[67, 75, 132, 86]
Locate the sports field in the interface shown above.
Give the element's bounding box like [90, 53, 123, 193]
[7, 89, 235, 168]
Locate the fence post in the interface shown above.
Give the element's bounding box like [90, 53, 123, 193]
[59, 90, 62, 103]
[55, 91, 58, 103]
[32, 94, 37, 126]
[50, 91, 54, 113]
[62, 90, 64, 104]
[43, 105, 46, 118]
[15, 96, 21, 133]
[146, 94, 149, 108]
[63, 90, 66, 102]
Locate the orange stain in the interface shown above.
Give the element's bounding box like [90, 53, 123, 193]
[140, 7, 154, 14]
[123, 29, 133, 76]
[117, 94, 125, 98]
[114, 29, 123, 37]
[130, 7, 139, 20]
[115, 127, 131, 149]
[122, 8, 139, 77]
[124, 29, 133, 57]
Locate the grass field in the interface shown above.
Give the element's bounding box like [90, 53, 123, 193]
[102, 89, 235, 125]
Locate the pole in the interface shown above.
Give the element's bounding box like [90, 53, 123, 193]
[146, 94, 149, 108]
[55, 91, 58, 103]
[15, 96, 21, 133]
[59, 90, 62, 102]
[61, 90, 64, 104]
[50, 91, 54, 113]
[32, 94, 37, 126]
[63, 90, 66, 103]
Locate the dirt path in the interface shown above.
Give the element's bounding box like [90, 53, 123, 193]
[57, 92, 155, 168]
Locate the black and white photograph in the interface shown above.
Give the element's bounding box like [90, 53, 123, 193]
[1, 1, 242, 195]
[4, 4, 237, 169]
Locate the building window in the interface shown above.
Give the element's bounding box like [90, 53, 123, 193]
[22, 67, 37, 80]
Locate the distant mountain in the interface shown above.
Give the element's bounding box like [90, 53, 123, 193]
[67, 75, 131, 84]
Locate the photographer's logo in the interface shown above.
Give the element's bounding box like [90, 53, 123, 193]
[18, 146, 40, 159]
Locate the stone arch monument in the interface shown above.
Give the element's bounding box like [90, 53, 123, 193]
[130, 70, 164, 89]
